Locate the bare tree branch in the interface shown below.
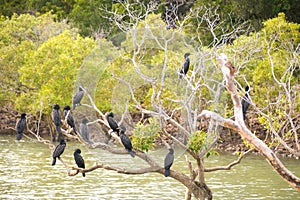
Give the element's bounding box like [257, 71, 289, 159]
[199, 53, 300, 191]
[69, 163, 161, 176]
[199, 110, 239, 132]
[204, 149, 253, 172]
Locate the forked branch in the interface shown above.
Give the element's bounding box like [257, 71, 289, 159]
[199, 53, 300, 191]
[204, 149, 253, 172]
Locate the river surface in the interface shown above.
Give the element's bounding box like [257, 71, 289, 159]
[0, 135, 299, 199]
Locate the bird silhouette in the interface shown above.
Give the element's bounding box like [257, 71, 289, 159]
[119, 126, 134, 157]
[178, 53, 191, 80]
[52, 104, 62, 141]
[241, 85, 250, 120]
[79, 118, 90, 144]
[63, 105, 77, 134]
[72, 87, 84, 110]
[74, 148, 86, 177]
[52, 139, 66, 165]
[107, 112, 119, 135]
[164, 148, 174, 177]
[16, 113, 26, 140]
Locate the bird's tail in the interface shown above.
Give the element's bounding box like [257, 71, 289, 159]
[52, 157, 56, 166]
[72, 103, 76, 110]
[76, 169, 85, 177]
[16, 133, 22, 140]
[56, 125, 62, 134]
[128, 150, 135, 158]
[164, 169, 170, 177]
[243, 112, 246, 121]
[116, 128, 120, 136]
[56, 126, 63, 141]
[73, 126, 78, 134]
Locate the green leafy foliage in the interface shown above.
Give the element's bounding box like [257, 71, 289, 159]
[68, 0, 113, 37]
[131, 118, 161, 152]
[232, 13, 300, 110]
[93, 14, 196, 112]
[188, 0, 300, 46]
[1, 0, 300, 40]
[29, 0, 75, 19]
[0, 5, 299, 155]
[187, 130, 207, 152]
[188, 130, 219, 158]
[0, 13, 70, 107]
[17, 30, 95, 113]
[219, 13, 300, 146]
[205, 149, 219, 158]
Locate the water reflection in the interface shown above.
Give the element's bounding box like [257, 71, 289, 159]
[0, 135, 299, 199]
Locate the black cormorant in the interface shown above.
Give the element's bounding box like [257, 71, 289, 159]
[63, 105, 77, 134]
[241, 85, 250, 120]
[107, 112, 119, 134]
[16, 113, 26, 140]
[164, 148, 174, 177]
[79, 118, 90, 143]
[74, 148, 85, 177]
[178, 53, 191, 80]
[119, 127, 134, 158]
[52, 139, 66, 166]
[72, 87, 84, 110]
[52, 104, 62, 139]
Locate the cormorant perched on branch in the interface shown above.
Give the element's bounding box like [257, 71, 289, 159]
[107, 112, 119, 135]
[119, 126, 134, 158]
[72, 87, 84, 110]
[52, 104, 62, 139]
[178, 53, 191, 80]
[164, 148, 174, 177]
[52, 139, 66, 166]
[16, 113, 26, 140]
[79, 118, 90, 144]
[74, 149, 85, 177]
[63, 105, 77, 134]
[241, 85, 250, 120]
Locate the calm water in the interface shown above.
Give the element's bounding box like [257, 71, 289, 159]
[0, 135, 299, 200]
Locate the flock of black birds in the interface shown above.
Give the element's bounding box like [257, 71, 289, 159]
[49, 86, 139, 176]
[106, 112, 135, 157]
[50, 87, 86, 175]
[14, 53, 250, 177]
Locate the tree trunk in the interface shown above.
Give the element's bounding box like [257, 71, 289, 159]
[166, 169, 211, 199]
[204, 54, 300, 191]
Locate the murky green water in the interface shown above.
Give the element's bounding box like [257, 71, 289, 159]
[0, 135, 299, 199]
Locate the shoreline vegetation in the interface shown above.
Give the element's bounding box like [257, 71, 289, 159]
[2, 106, 298, 159]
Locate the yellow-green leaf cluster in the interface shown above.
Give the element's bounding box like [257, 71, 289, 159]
[0, 13, 70, 107]
[187, 130, 207, 152]
[131, 118, 161, 152]
[17, 29, 95, 113]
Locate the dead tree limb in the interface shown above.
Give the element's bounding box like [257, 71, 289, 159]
[204, 149, 253, 172]
[199, 53, 300, 191]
